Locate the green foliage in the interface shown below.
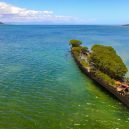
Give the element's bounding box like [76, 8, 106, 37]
[90, 67, 96, 74]
[80, 46, 88, 53]
[126, 78, 129, 83]
[94, 70, 115, 86]
[72, 47, 81, 53]
[80, 59, 89, 67]
[71, 47, 81, 57]
[90, 44, 128, 79]
[69, 39, 82, 47]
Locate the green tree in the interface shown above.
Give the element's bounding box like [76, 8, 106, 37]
[90, 44, 128, 79]
[94, 70, 115, 86]
[69, 39, 82, 47]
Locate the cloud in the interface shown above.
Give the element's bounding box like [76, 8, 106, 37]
[0, 2, 78, 24]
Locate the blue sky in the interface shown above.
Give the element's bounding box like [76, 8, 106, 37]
[0, 0, 129, 24]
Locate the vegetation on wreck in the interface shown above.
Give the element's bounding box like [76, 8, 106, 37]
[70, 39, 129, 108]
[69, 39, 82, 47]
[90, 44, 128, 79]
[69, 39, 128, 86]
[93, 70, 115, 86]
[70, 40, 88, 56]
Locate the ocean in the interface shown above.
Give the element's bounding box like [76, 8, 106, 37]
[0, 25, 129, 129]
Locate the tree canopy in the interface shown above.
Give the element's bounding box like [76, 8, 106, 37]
[90, 44, 128, 79]
[69, 39, 82, 47]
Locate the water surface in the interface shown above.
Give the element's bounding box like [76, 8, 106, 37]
[0, 25, 129, 129]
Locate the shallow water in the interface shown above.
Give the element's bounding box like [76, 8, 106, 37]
[0, 25, 129, 129]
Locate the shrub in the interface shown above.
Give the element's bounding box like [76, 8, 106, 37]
[69, 39, 82, 47]
[94, 70, 115, 86]
[90, 44, 128, 79]
[80, 59, 89, 67]
[80, 46, 89, 53]
[71, 47, 81, 57]
[126, 78, 129, 83]
[72, 47, 81, 53]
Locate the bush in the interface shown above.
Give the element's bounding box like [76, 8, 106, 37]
[72, 47, 81, 53]
[126, 78, 129, 83]
[90, 44, 128, 79]
[80, 59, 89, 67]
[94, 70, 115, 86]
[69, 39, 82, 47]
[80, 46, 89, 53]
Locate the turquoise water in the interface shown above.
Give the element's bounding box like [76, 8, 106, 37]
[1, 25, 129, 129]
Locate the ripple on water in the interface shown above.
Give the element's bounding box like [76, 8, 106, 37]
[1, 25, 129, 129]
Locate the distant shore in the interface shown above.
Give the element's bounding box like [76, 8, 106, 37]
[0, 22, 4, 25]
[123, 24, 129, 26]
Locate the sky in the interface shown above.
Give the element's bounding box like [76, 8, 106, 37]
[0, 0, 129, 25]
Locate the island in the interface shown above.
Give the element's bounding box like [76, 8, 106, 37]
[0, 22, 4, 25]
[69, 39, 129, 108]
[123, 24, 129, 26]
